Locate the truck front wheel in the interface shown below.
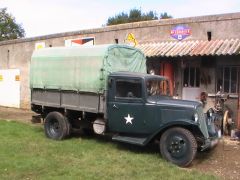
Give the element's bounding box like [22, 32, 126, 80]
[160, 127, 197, 167]
[44, 111, 71, 140]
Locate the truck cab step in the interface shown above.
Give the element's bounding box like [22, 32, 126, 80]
[112, 135, 148, 146]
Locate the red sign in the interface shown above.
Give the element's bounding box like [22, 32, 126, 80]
[170, 25, 191, 40]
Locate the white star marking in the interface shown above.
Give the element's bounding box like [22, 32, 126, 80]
[124, 114, 134, 124]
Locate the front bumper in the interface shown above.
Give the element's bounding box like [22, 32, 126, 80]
[201, 136, 219, 151]
[198, 111, 220, 151]
[201, 130, 221, 151]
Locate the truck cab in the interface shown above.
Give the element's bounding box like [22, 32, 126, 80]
[106, 72, 219, 166]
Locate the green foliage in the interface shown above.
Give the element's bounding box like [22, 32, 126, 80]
[129, 9, 142, 22]
[107, 8, 171, 25]
[0, 120, 217, 180]
[107, 12, 129, 25]
[160, 12, 173, 19]
[0, 8, 25, 41]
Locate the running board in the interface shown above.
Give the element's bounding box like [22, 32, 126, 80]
[112, 135, 148, 146]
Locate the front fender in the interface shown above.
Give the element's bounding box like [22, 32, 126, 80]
[144, 119, 201, 145]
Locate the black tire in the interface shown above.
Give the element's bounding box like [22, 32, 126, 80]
[44, 111, 71, 140]
[160, 127, 197, 167]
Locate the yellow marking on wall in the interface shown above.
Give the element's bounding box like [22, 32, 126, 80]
[125, 33, 138, 46]
[15, 75, 20, 81]
[37, 44, 43, 50]
[35, 42, 45, 50]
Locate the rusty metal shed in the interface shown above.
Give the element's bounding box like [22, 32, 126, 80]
[137, 39, 240, 57]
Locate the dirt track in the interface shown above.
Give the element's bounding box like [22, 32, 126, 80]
[0, 106, 35, 123]
[0, 106, 239, 180]
[193, 138, 240, 179]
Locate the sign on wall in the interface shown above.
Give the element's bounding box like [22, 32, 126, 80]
[170, 25, 191, 41]
[0, 69, 20, 108]
[65, 37, 95, 47]
[35, 42, 46, 50]
[125, 33, 138, 46]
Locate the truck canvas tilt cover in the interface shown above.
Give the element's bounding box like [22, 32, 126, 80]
[30, 44, 219, 167]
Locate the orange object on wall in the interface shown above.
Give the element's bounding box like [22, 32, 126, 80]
[160, 62, 174, 96]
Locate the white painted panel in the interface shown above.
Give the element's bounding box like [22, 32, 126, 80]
[182, 87, 201, 101]
[0, 69, 20, 108]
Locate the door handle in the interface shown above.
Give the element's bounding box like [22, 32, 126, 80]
[113, 104, 119, 109]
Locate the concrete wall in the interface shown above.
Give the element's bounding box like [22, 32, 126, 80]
[0, 12, 240, 108]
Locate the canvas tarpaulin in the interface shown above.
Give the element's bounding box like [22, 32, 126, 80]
[30, 44, 146, 93]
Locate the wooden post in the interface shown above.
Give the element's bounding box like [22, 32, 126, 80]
[238, 94, 240, 129]
[237, 78, 240, 129]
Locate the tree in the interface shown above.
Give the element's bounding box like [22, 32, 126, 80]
[160, 12, 173, 19]
[106, 8, 171, 26]
[107, 12, 129, 25]
[0, 8, 25, 41]
[107, 8, 161, 25]
[143, 11, 158, 21]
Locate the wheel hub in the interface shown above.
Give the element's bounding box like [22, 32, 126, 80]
[168, 137, 186, 158]
[53, 122, 60, 130]
[49, 119, 60, 135]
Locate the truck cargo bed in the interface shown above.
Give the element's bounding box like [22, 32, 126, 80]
[31, 89, 105, 113]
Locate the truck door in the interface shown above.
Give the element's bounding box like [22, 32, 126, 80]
[107, 78, 148, 134]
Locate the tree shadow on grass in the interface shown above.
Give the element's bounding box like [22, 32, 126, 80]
[71, 131, 219, 166]
[114, 141, 160, 155]
[39, 128, 217, 165]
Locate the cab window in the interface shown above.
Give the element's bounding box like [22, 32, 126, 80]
[146, 79, 170, 96]
[115, 79, 142, 99]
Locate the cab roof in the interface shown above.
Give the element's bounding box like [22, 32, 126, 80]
[110, 71, 167, 80]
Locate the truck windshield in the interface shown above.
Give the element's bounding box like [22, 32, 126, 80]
[146, 78, 170, 97]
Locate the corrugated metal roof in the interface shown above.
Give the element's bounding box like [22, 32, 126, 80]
[137, 39, 240, 57]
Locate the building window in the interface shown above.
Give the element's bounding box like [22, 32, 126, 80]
[217, 66, 239, 93]
[183, 67, 200, 87]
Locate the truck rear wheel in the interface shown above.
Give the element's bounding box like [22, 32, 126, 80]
[160, 127, 197, 167]
[44, 111, 71, 140]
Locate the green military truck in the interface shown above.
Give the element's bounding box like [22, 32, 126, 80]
[30, 44, 218, 167]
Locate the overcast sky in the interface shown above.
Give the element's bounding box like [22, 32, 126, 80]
[1, 0, 240, 38]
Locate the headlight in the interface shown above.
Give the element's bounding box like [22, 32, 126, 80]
[193, 113, 199, 123]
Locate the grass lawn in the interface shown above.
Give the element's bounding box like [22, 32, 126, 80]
[0, 120, 217, 180]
